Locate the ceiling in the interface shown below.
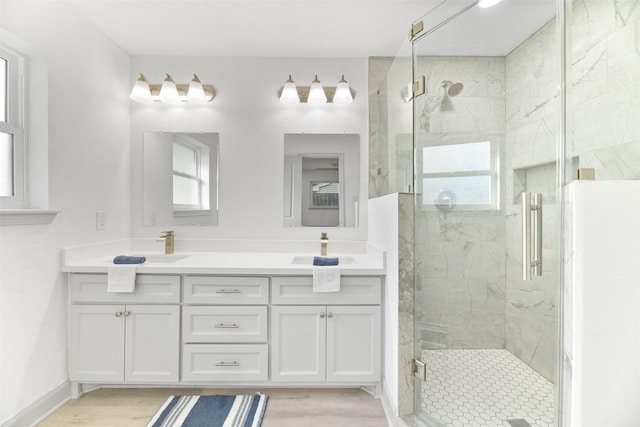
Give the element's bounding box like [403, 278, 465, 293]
[67, 0, 557, 58]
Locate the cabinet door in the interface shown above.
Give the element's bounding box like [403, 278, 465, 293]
[124, 305, 180, 382]
[326, 305, 381, 382]
[69, 305, 125, 382]
[271, 305, 326, 382]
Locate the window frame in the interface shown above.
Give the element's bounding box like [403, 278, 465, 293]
[421, 140, 500, 211]
[0, 46, 26, 208]
[172, 137, 210, 214]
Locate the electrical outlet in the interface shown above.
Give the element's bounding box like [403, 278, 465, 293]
[96, 211, 107, 231]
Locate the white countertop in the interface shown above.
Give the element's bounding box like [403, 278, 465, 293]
[61, 241, 386, 276]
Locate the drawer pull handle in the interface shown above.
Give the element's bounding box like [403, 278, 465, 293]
[214, 323, 239, 328]
[215, 361, 239, 367]
[215, 289, 240, 294]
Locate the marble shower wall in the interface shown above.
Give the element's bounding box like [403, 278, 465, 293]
[368, 53, 413, 199]
[414, 57, 508, 352]
[504, 18, 560, 383]
[570, 0, 640, 178]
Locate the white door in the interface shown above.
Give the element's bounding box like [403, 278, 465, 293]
[326, 305, 381, 382]
[124, 305, 180, 382]
[271, 305, 326, 382]
[69, 305, 125, 382]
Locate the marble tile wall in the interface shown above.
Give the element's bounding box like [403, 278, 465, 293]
[413, 56, 508, 352]
[368, 53, 413, 199]
[505, 17, 560, 383]
[570, 0, 640, 179]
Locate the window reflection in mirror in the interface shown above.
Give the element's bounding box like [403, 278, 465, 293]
[143, 132, 219, 226]
[284, 134, 359, 227]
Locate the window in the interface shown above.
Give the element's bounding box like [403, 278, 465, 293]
[310, 181, 339, 208]
[172, 136, 210, 213]
[0, 46, 25, 206]
[422, 141, 499, 209]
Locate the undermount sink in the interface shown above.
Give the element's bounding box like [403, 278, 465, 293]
[290, 255, 356, 265]
[136, 254, 191, 263]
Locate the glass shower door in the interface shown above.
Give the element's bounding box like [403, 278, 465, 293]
[409, 1, 562, 426]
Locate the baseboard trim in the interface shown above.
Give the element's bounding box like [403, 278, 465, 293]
[1, 381, 71, 427]
[381, 380, 397, 427]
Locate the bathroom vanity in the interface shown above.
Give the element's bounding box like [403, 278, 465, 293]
[63, 248, 385, 396]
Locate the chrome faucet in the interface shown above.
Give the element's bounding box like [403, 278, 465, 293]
[320, 232, 328, 256]
[156, 231, 175, 254]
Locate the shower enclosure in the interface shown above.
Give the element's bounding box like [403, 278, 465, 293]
[371, 0, 562, 425]
[370, 0, 640, 425]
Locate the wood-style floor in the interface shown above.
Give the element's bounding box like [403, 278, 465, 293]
[38, 387, 389, 427]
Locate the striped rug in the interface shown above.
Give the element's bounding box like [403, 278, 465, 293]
[146, 394, 269, 427]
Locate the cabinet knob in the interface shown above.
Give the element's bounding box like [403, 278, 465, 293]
[124, 311, 131, 317]
[327, 312, 334, 318]
[319, 313, 326, 318]
[115, 311, 123, 317]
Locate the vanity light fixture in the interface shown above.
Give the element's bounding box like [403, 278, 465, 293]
[129, 73, 153, 103]
[159, 74, 180, 103]
[333, 75, 354, 105]
[478, 0, 503, 8]
[307, 75, 327, 105]
[279, 75, 300, 105]
[279, 75, 354, 105]
[129, 73, 215, 104]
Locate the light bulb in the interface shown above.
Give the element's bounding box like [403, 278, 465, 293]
[478, 0, 502, 8]
[159, 74, 180, 103]
[187, 74, 208, 104]
[307, 75, 327, 105]
[280, 75, 300, 105]
[129, 73, 152, 103]
[332, 75, 353, 105]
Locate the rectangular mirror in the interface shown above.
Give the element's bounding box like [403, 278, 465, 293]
[143, 132, 219, 226]
[284, 133, 359, 227]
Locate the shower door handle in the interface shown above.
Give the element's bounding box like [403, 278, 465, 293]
[522, 192, 543, 280]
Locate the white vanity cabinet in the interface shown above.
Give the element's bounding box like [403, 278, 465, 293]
[270, 276, 381, 383]
[68, 274, 180, 383]
[67, 269, 383, 389]
[181, 276, 269, 382]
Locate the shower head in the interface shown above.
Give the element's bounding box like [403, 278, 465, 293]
[442, 80, 464, 97]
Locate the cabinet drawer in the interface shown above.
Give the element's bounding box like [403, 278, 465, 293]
[272, 276, 382, 305]
[182, 344, 268, 381]
[70, 274, 180, 304]
[183, 306, 268, 343]
[184, 276, 269, 304]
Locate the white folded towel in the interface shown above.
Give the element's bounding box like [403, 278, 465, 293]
[313, 266, 341, 292]
[107, 265, 137, 292]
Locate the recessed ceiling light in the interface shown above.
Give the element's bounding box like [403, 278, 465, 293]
[478, 0, 503, 8]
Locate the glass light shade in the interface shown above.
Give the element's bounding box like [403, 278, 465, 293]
[187, 74, 208, 104]
[307, 75, 327, 105]
[478, 0, 502, 8]
[159, 74, 180, 103]
[280, 75, 300, 105]
[129, 73, 153, 103]
[332, 75, 353, 105]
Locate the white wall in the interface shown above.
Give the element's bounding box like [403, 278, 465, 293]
[567, 181, 640, 427]
[0, 3, 130, 424]
[129, 56, 369, 242]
